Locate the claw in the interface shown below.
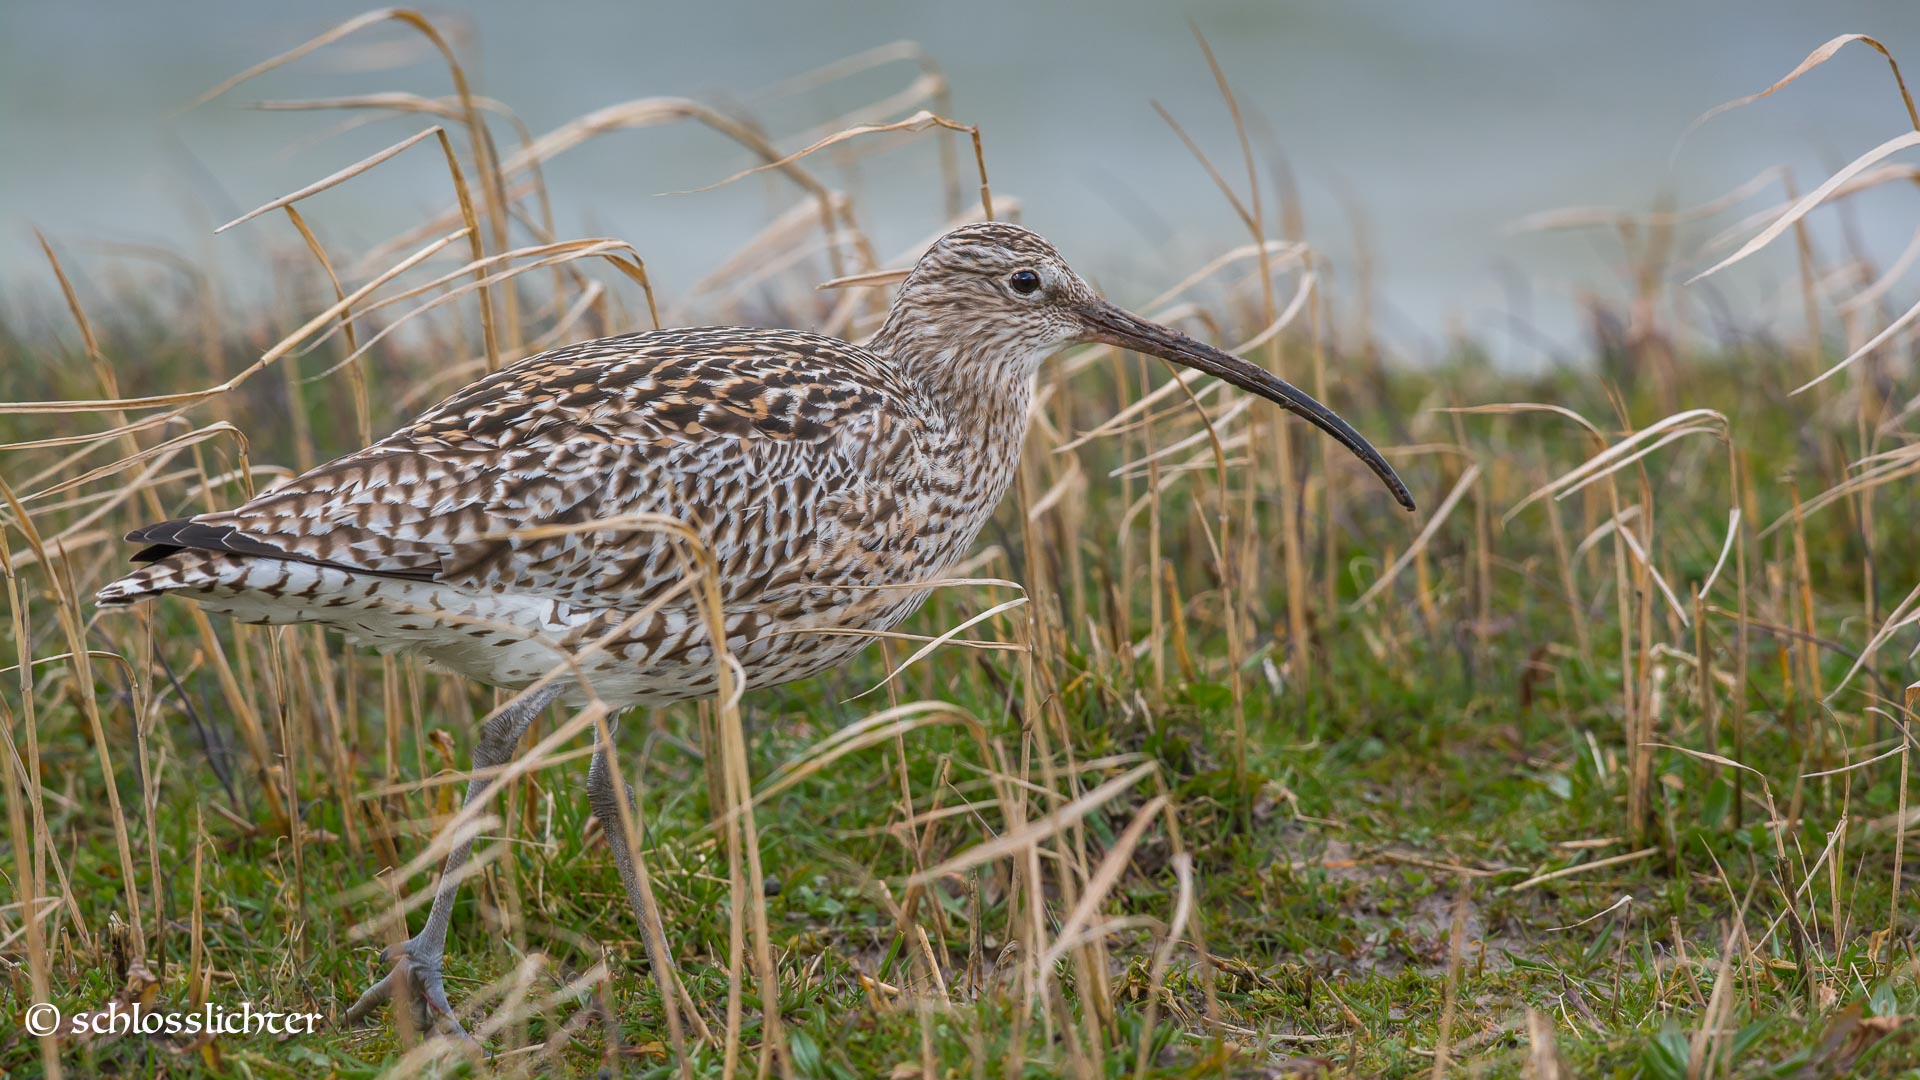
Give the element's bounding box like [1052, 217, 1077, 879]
[344, 938, 473, 1040]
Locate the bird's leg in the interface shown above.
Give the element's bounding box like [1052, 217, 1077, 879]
[587, 720, 655, 929]
[345, 682, 564, 1037]
[586, 719, 695, 1044]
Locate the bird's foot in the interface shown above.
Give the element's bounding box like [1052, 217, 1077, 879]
[343, 937, 473, 1040]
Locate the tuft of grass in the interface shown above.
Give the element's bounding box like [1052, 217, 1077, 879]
[3, 11, 1920, 1079]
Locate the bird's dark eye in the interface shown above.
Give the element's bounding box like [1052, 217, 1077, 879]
[1009, 270, 1042, 295]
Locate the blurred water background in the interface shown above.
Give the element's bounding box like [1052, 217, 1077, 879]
[4, 0, 1919, 362]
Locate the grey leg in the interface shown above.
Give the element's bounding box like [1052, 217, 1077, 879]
[346, 682, 565, 1036]
[587, 718, 693, 1047]
[586, 718, 651, 929]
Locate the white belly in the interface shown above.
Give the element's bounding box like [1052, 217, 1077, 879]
[183, 557, 915, 708]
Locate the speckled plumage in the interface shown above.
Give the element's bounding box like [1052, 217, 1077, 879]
[98, 223, 1415, 711]
[98, 225, 1075, 705]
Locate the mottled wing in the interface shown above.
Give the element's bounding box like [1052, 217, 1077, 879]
[128, 327, 937, 612]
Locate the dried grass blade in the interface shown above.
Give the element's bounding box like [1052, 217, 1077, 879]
[1840, 223, 1920, 314]
[909, 762, 1158, 885]
[1677, 34, 1919, 157]
[667, 109, 975, 196]
[1792, 289, 1920, 395]
[847, 598, 1028, 700]
[216, 127, 444, 234]
[1038, 794, 1170, 972]
[1689, 131, 1920, 284]
[1351, 465, 1478, 610]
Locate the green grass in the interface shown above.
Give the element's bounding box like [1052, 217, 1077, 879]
[5, 321, 1918, 1077]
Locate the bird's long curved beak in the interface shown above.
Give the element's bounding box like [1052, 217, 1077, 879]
[1075, 299, 1415, 511]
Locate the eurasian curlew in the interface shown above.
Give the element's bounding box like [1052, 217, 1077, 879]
[97, 221, 1414, 1036]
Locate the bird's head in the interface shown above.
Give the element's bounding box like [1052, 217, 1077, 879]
[882, 222, 1415, 512]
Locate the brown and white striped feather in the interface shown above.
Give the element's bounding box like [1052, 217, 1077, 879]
[99, 325, 1024, 706]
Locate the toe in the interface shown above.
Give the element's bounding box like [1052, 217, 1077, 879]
[344, 967, 399, 1024]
